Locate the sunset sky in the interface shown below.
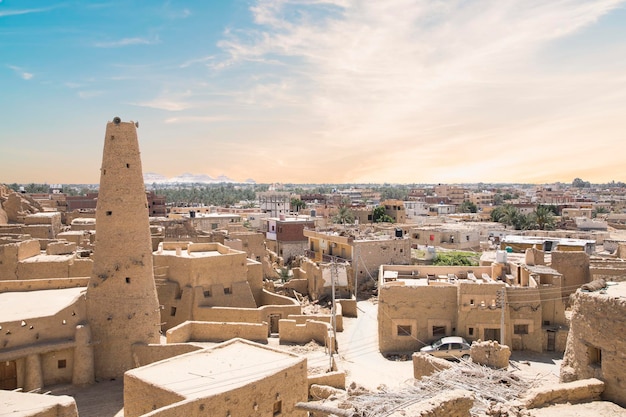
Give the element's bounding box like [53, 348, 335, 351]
[1, 0, 626, 185]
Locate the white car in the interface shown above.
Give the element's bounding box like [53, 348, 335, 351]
[420, 336, 471, 360]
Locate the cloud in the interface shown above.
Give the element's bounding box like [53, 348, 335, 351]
[7, 65, 33, 80]
[94, 36, 159, 48]
[179, 55, 215, 69]
[164, 115, 231, 124]
[132, 91, 195, 111]
[208, 0, 626, 183]
[0, 7, 55, 17]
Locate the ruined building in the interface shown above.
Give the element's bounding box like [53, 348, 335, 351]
[86, 118, 161, 379]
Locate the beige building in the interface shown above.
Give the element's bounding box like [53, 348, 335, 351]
[377, 254, 568, 354]
[561, 281, 626, 407]
[304, 228, 411, 293]
[125, 338, 308, 417]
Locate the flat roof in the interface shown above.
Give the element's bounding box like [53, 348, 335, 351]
[20, 254, 75, 263]
[0, 287, 85, 323]
[603, 281, 626, 298]
[158, 249, 222, 258]
[127, 339, 304, 399]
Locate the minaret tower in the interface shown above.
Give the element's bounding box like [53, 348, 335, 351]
[86, 117, 160, 379]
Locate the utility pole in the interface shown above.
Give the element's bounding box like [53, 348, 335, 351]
[497, 289, 506, 345]
[353, 245, 359, 301]
[329, 260, 338, 370]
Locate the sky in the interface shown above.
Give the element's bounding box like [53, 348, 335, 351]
[1, 0, 626, 185]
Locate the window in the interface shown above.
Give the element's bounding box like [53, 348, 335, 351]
[273, 400, 282, 416]
[470, 299, 474, 306]
[468, 327, 474, 336]
[397, 325, 412, 336]
[106, 211, 112, 216]
[224, 287, 231, 295]
[170, 307, 177, 317]
[514, 324, 529, 335]
[588, 346, 602, 367]
[203, 290, 211, 297]
[432, 326, 446, 337]
[125, 277, 131, 284]
[58, 359, 67, 369]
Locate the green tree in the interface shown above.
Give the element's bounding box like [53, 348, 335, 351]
[333, 206, 355, 225]
[592, 207, 610, 218]
[530, 205, 555, 230]
[372, 206, 394, 223]
[458, 201, 477, 213]
[291, 198, 306, 213]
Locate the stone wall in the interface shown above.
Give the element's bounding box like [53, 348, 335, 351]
[279, 319, 334, 351]
[132, 343, 204, 368]
[387, 389, 474, 417]
[470, 340, 511, 369]
[412, 352, 453, 379]
[560, 288, 626, 407]
[521, 378, 604, 409]
[166, 321, 268, 344]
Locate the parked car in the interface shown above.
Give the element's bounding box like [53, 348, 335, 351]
[419, 336, 471, 360]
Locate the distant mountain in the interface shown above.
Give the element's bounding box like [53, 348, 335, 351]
[144, 172, 255, 184]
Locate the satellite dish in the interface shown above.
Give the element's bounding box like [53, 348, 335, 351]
[113, 117, 121, 125]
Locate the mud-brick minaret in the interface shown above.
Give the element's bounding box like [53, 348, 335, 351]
[86, 117, 160, 379]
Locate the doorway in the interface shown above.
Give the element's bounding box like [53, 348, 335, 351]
[0, 361, 17, 390]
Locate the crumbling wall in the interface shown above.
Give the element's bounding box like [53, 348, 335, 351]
[279, 319, 334, 351]
[412, 352, 453, 379]
[521, 378, 604, 409]
[560, 289, 626, 407]
[308, 372, 346, 391]
[387, 389, 474, 417]
[470, 340, 510, 369]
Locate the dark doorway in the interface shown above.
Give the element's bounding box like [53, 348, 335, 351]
[269, 314, 281, 335]
[0, 361, 17, 390]
[484, 328, 501, 342]
[547, 330, 556, 352]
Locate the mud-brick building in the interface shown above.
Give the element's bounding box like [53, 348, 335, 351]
[153, 241, 299, 334]
[0, 286, 93, 391]
[124, 338, 308, 417]
[304, 229, 411, 292]
[561, 281, 626, 407]
[377, 261, 568, 355]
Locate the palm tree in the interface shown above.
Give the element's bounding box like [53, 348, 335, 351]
[531, 205, 555, 230]
[333, 206, 355, 225]
[497, 204, 520, 228]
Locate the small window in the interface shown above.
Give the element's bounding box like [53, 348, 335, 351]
[588, 346, 602, 367]
[203, 290, 211, 297]
[224, 287, 231, 295]
[468, 327, 474, 336]
[106, 211, 112, 216]
[126, 163, 130, 168]
[58, 359, 67, 369]
[170, 307, 177, 316]
[273, 400, 282, 416]
[543, 320, 551, 326]
[125, 277, 131, 284]
[397, 325, 412, 336]
[514, 324, 529, 335]
[470, 299, 474, 306]
[432, 326, 446, 337]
